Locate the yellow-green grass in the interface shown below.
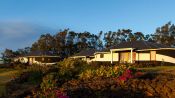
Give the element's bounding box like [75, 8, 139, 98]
[138, 66, 175, 73]
[0, 68, 18, 96]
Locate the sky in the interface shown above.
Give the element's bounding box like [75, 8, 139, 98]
[0, 0, 175, 54]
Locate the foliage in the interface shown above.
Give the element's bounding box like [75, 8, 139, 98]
[1, 49, 15, 59]
[32, 87, 69, 98]
[1, 48, 30, 62]
[118, 69, 133, 82]
[13, 64, 55, 84]
[79, 64, 143, 81]
[40, 72, 57, 92]
[153, 22, 175, 47]
[4, 21, 175, 62]
[31, 72, 69, 98]
[14, 63, 27, 70]
[4, 61, 146, 98]
[57, 58, 88, 80]
[33, 73, 57, 97]
[117, 64, 144, 83]
[79, 65, 116, 80]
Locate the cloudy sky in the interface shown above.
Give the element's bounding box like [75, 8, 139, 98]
[1, 0, 175, 54]
[0, 21, 55, 51]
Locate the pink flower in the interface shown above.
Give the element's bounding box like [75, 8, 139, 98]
[55, 90, 63, 97]
[56, 93, 64, 97]
[55, 89, 69, 98]
[126, 69, 131, 73]
[118, 69, 134, 82]
[59, 95, 69, 98]
[119, 76, 126, 81]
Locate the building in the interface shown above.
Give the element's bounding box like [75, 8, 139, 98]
[13, 56, 28, 64]
[26, 51, 60, 65]
[72, 41, 175, 65]
[70, 49, 96, 63]
[15, 51, 60, 65]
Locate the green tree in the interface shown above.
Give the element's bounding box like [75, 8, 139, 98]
[153, 22, 175, 47]
[54, 29, 68, 58]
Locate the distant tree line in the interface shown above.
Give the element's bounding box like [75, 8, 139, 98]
[2, 22, 175, 59]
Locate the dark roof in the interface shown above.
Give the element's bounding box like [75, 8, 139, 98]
[96, 48, 110, 52]
[25, 50, 58, 56]
[73, 49, 96, 57]
[110, 40, 170, 50]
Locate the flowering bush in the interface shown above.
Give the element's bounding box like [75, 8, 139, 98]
[118, 69, 133, 82]
[55, 89, 69, 98]
[116, 64, 144, 82]
[31, 72, 69, 98]
[79, 65, 117, 80]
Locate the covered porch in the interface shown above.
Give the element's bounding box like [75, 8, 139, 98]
[110, 48, 136, 64]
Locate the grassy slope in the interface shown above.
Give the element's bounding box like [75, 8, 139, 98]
[0, 68, 18, 96]
[139, 66, 175, 75]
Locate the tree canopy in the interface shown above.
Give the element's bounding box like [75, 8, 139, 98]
[2, 22, 175, 59]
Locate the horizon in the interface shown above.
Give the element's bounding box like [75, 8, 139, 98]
[1, 0, 175, 53]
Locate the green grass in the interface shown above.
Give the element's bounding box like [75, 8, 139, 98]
[0, 68, 13, 74]
[138, 66, 175, 72]
[0, 68, 18, 97]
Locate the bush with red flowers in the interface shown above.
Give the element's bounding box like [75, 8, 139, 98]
[117, 65, 144, 82]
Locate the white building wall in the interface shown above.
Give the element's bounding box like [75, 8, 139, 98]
[94, 53, 119, 62]
[112, 53, 119, 61]
[95, 53, 111, 61]
[137, 53, 150, 61]
[156, 54, 175, 64]
[19, 57, 28, 63]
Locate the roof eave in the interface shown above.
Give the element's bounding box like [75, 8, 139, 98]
[110, 48, 135, 51]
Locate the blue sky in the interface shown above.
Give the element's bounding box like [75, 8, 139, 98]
[0, 0, 175, 53]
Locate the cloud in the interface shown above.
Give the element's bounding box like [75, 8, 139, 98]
[0, 21, 53, 38]
[0, 21, 56, 53]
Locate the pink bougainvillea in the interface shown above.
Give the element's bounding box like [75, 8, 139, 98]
[118, 69, 133, 82]
[55, 89, 69, 98]
[118, 68, 144, 82]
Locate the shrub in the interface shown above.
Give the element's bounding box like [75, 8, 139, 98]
[32, 88, 69, 98]
[79, 65, 117, 80]
[26, 64, 51, 74]
[40, 72, 57, 91]
[57, 58, 88, 80]
[14, 63, 27, 70]
[13, 64, 56, 84]
[89, 61, 112, 66]
[116, 64, 145, 83]
[31, 72, 69, 98]
[79, 64, 143, 81]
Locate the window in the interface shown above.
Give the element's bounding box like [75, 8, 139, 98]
[100, 54, 104, 58]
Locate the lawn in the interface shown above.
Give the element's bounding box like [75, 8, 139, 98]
[0, 68, 18, 97]
[138, 66, 175, 74]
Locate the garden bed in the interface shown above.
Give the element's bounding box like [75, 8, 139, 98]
[2, 59, 175, 98]
[62, 73, 175, 98]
